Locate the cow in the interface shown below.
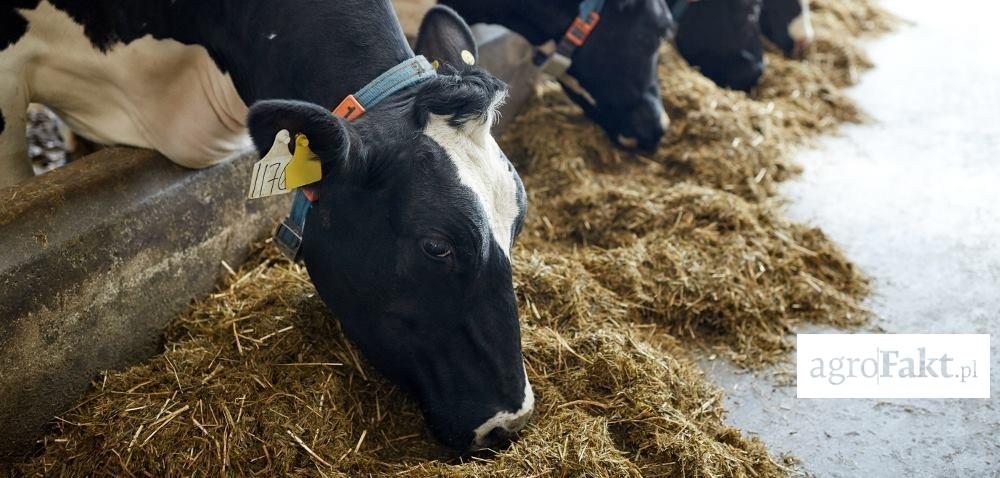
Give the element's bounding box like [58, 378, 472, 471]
[668, 0, 766, 92]
[759, 0, 815, 57]
[1, 1, 531, 451]
[669, 0, 815, 91]
[440, 0, 674, 152]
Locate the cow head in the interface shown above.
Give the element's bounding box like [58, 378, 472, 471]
[673, 0, 766, 92]
[760, 0, 814, 57]
[247, 7, 531, 452]
[557, 0, 674, 151]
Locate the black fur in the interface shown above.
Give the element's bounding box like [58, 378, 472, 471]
[442, 0, 672, 151]
[247, 100, 354, 168]
[6, 0, 529, 451]
[242, 7, 528, 451]
[760, 0, 803, 56]
[24, 0, 411, 109]
[0, 108, 5, 136]
[414, 65, 507, 128]
[1, 0, 36, 49]
[247, 65, 528, 448]
[670, 0, 765, 92]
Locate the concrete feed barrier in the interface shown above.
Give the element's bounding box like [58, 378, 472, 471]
[0, 26, 537, 459]
[0, 148, 291, 458]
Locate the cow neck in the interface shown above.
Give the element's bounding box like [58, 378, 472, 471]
[273, 55, 438, 262]
[669, 0, 693, 22]
[531, 0, 607, 78]
[214, 0, 414, 108]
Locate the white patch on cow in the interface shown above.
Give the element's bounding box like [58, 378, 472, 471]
[472, 367, 534, 448]
[11, 1, 251, 168]
[789, 0, 815, 46]
[422, 92, 520, 259]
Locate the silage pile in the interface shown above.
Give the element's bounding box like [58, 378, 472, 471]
[16, 1, 895, 476]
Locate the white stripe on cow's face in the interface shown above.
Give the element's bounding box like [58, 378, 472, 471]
[422, 93, 520, 259]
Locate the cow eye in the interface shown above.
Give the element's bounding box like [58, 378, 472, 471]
[421, 238, 453, 259]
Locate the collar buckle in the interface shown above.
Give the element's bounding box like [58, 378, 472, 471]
[332, 94, 366, 121]
[565, 11, 600, 47]
[539, 51, 573, 77]
[274, 192, 310, 261]
[534, 1, 605, 79]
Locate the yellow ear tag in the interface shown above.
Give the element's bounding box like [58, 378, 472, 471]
[460, 49, 475, 66]
[431, 59, 441, 70]
[284, 133, 323, 190]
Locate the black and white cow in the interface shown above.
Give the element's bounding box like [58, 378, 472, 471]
[441, 0, 673, 151]
[1, 1, 532, 451]
[669, 0, 815, 91]
[669, 0, 766, 92]
[760, 0, 814, 57]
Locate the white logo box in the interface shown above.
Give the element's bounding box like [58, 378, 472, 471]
[797, 334, 991, 399]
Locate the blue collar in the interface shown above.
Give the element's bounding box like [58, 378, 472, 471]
[533, 0, 607, 77]
[332, 55, 437, 121]
[274, 55, 437, 261]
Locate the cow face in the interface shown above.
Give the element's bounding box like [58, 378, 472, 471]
[246, 7, 531, 452]
[560, 0, 673, 151]
[760, 0, 814, 57]
[674, 0, 766, 92]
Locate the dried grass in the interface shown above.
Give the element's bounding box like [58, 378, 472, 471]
[14, 1, 895, 476]
[14, 250, 787, 477]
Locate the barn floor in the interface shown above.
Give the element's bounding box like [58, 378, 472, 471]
[703, 0, 1000, 476]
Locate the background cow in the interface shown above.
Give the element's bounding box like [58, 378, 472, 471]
[670, 0, 815, 91]
[1, 0, 531, 451]
[669, 0, 766, 92]
[760, 0, 815, 57]
[441, 0, 673, 151]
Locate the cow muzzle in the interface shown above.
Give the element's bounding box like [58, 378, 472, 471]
[789, 14, 815, 57]
[471, 375, 534, 450]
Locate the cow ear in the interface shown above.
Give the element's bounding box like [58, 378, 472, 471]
[247, 99, 357, 170]
[414, 5, 479, 69]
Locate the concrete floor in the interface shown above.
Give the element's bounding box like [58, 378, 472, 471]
[701, 0, 1000, 476]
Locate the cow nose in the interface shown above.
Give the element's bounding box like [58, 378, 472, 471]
[473, 406, 532, 450]
[617, 135, 639, 149]
[793, 37, 812, 57]
[472, 404, 533, 448]
[619, 102, 669, 151]
[726, 53, 765, 92]
[789, 14, 815, 58]
[480, 426, 516, 450]
[659, 106, 671, 132]
[470, 383, 534, 450]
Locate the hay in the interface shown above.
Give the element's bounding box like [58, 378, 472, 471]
[518, 182, 868, 365]
[16, 0, 894, 475]
[17, 248, 785, 477]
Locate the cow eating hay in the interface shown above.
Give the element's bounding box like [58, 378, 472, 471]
[13, 0, 897, 475]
